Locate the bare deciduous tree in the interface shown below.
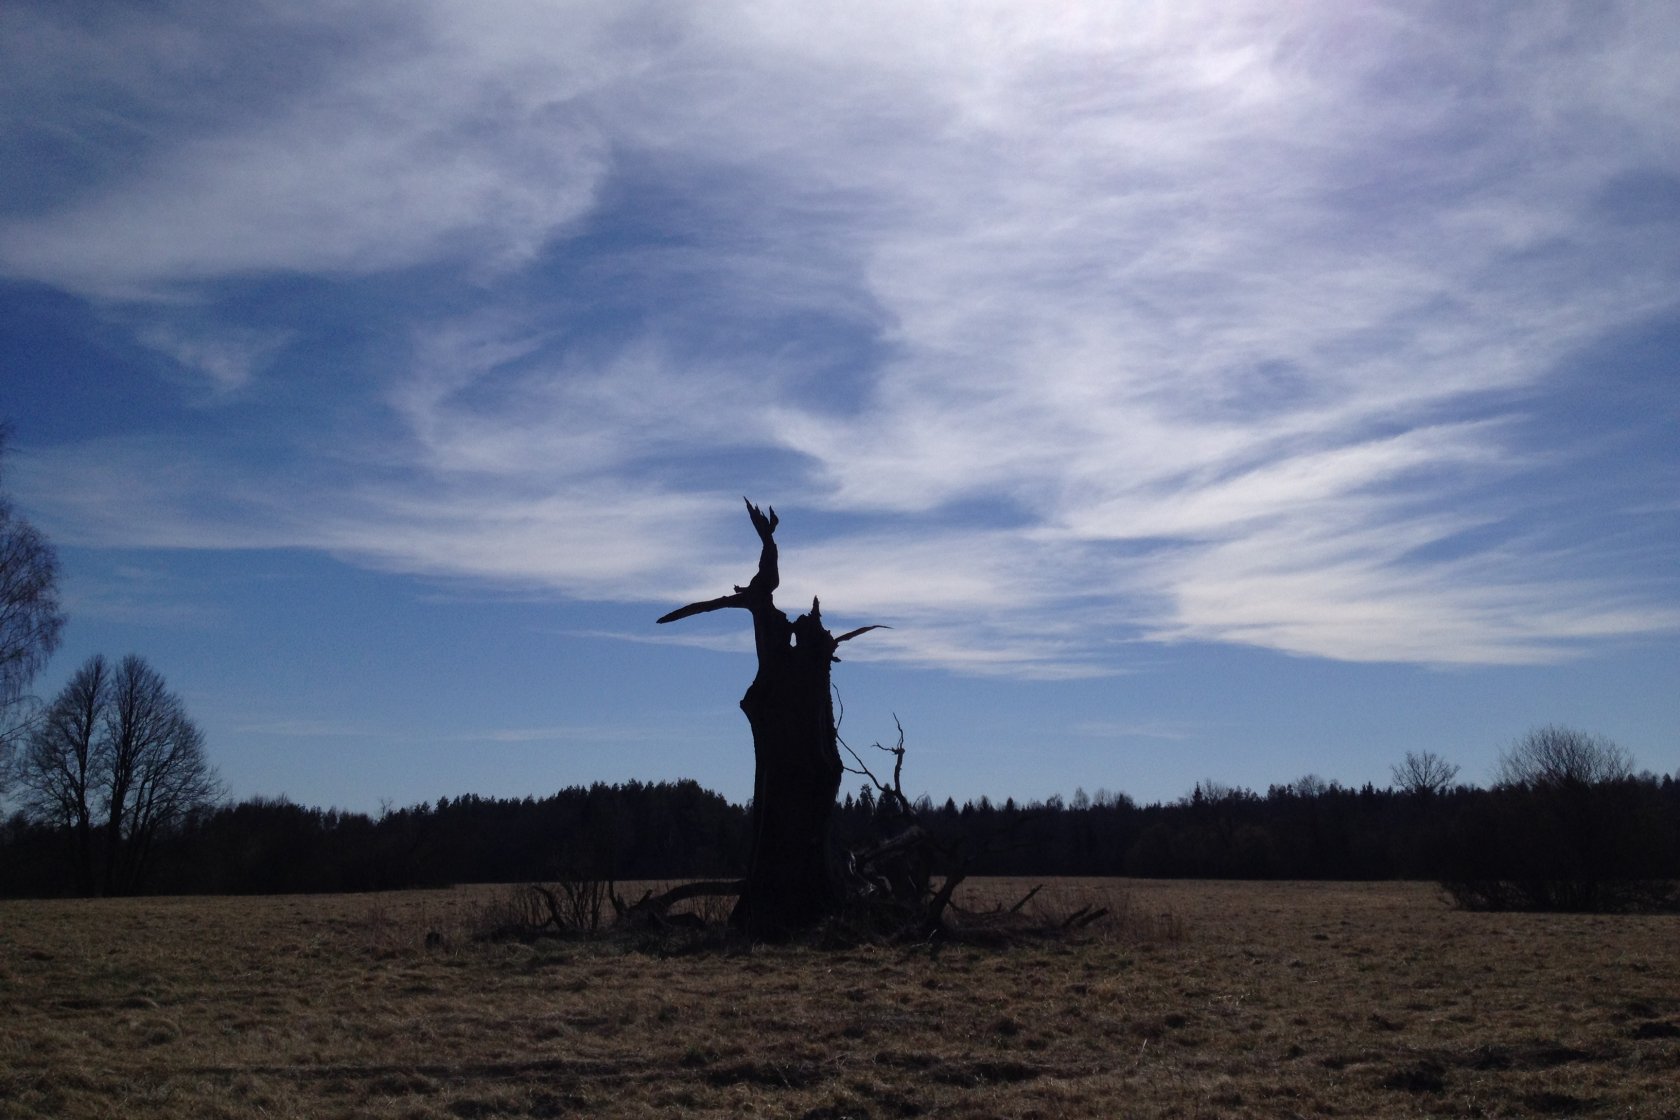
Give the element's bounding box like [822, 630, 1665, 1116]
[18, 654, 109, 893]
[0, 430, 66, 780]
[101, 655, 219, 894]
[1442, 726, 1670, 913]
[17, 653, 218, 894]
[1390, 750, 1460, 798]
[1496, 725, 1632, 790]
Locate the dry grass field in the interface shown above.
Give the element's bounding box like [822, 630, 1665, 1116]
[2, 879, 1677, 1119]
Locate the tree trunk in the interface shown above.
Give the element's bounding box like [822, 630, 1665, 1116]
[734, 601, 845, 937]
[658, 500, 878, 939]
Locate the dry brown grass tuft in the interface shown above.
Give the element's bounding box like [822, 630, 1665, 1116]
[2, 880, 1676, 1117]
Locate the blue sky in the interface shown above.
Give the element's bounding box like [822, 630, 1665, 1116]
[3, 1, 1677, 814]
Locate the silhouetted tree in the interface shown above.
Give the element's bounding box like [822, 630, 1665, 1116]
[0, 429, 66, 782]
[99, 656, 219, 893]
[17, 653, 219, 894]
[1496, 725, 1632, 788]
[1390, 750, 1459, 799]
[16, 654, 108, 892]
[658, 500, 881, 938]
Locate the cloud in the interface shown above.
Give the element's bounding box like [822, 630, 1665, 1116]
[0, 0, 620, 297]
[54, 562, 229, 631]
[5, 1, 1678, 671]
[134, 323, 291, 396]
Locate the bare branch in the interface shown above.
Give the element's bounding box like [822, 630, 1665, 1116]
[733, 498, 779, 595]
[660, 499, 787, 627]
[657, 592, 748, 625]
[887, 716, 907, 803]
[834, 624, 889, 645]
[1007, 884, 1043, 914]
[923, 871, 966, 933]
[640, 878, 745, 909]
[1061, 904, 1110, 931]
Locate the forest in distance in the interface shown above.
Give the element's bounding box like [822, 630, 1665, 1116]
[4, 749, 1678, 909]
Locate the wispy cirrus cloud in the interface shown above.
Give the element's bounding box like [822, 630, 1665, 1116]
[0, 1, 621, 297]
[134, 323, 292, 397]
[4, 0, 1677, 673]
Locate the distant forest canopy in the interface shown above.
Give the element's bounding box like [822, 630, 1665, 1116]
[3, 767, 1678, 902]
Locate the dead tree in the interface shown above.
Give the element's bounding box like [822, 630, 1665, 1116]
[840, 722, 1076, 942]
[841, 722, 958, 937]
[658, 500, 880, 939]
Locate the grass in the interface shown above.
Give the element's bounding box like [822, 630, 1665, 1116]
[1, 879, 1677, 1118]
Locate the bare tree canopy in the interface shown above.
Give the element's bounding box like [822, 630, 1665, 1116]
[0, 430, 66, 770]
[1390, 750, 1460, 798]
[1496, 725, 1634, 790]
[16, 653, 219, 894]
[1441, 725, 1670, 913]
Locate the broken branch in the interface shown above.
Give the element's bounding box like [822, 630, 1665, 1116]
[657, 592, 748, 625]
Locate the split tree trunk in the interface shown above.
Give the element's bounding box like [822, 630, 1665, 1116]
[658, 500, 878, 939]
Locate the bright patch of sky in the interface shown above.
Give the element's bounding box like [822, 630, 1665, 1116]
[3, 1, 1676, 811]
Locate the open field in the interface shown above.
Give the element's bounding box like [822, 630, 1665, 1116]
[2, 880, 1677, 1119]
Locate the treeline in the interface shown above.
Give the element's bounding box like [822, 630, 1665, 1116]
[4, 769, 1677, 905]
[835, 775, 1680, 894]
[0, 779, 747, 898]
